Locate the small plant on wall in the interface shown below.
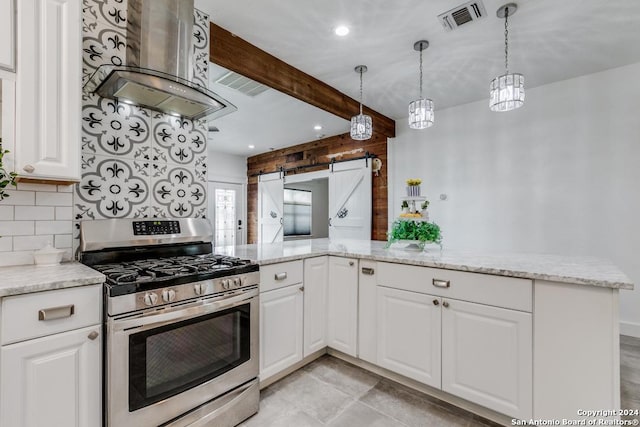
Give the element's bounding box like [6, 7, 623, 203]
[0, 144, 17, 201]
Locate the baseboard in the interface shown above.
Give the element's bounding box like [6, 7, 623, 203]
[258, 348, 327, 389]
[620, 321, 640, 338]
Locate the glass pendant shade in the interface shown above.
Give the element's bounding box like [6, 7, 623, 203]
[350, 113, 372, 140]
[350, 65, 372, 141]
[408, 98, 434, 129]
[489, 73, 524, 112]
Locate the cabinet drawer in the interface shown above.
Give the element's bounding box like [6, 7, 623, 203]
[260, 260, 303, 292]
[377, 262, 532, 312]
[2, 285, 102, 345]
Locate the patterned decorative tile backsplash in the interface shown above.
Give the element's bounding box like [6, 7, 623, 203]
[74, 0, 210, 249]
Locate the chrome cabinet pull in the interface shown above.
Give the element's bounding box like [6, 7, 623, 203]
[87, 331, 99, 340]
[361, 267, 375, 275]
[432, 279, 450, 288]
[274, 272, 287, 281]
[38, 304, 75, 321]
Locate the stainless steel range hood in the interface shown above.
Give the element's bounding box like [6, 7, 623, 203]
[83, 0, 236, 121]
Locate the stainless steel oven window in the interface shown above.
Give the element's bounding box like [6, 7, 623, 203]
[128, 303, 251, 411]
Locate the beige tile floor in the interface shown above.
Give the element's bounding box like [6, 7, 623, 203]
[240, 335, 640, 427]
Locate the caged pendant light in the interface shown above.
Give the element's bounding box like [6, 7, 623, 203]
[408, 40, 434, 129]
[489, 3, 524, 112]
[350, 65, 373, 140]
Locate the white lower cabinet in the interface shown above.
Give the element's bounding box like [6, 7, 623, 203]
[303, 256, 328, 357]
[0, 324, 102, 427]
[260, 283, 304, 381]
[377, 287, 442, 388]
[327, 256, 358, 357]
[442, 298, 532, 419]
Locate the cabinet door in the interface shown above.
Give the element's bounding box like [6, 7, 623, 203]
[303, 256, 328, 357]
[326, 256, 358, 356]
[15, 0, 81, 181]
[260, 284, 303, 381]
[0, 325, 102, 427]
[377, 286, 442, 388]
[358, 259, 377, 364]
[442, 299, 532, 419]
[0, 0, 15, 71]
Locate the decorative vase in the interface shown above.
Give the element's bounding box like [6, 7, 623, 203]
[406, 185, 420, 197]
[421, 209, 429, 221]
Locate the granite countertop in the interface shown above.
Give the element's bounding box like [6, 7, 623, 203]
[215, 239, 634, 290]
[0, 262, 105, 297]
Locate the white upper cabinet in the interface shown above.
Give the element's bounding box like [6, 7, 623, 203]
[14, 0, 81, 182]
[0, 0, 15, 71]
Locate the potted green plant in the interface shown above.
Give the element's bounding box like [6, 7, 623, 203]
[0, 146, 17, 201]
[385, 219, 442, 251]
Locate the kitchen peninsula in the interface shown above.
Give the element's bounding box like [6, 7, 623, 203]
[215, 239, 633, 425]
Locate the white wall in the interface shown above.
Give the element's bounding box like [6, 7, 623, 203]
[389, 62, 640, 337]
[207, 150, 247, 184]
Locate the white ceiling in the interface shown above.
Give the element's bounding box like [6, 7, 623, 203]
[207, 63, 349, 156]
[196, 0, 640, 121]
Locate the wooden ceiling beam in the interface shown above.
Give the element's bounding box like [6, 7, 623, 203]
[209, 23, 396, 138]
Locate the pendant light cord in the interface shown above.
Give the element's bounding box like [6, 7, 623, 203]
[504, 7, 510, 74]
[359, 69, 364, 115]
[419, 47, 423, 99]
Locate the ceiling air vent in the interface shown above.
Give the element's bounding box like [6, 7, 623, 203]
[215, 71, 270, 97]
[438, 0, 487, 31]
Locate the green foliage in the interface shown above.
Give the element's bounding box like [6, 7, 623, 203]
[0, 147, 18, 201]
[387, 219, 442, 245]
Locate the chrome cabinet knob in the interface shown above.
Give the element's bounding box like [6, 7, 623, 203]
[23, 164, 35, 173]
[162, 289, 176, 303]
[442, 301, 450, 308]
[349, 261, 355, 266]
[433, 299, 439, 306]
[143, 292, 158, 306]
[88, 331, 99, 340]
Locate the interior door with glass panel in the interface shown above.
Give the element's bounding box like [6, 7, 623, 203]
[208, 182, 246, 247]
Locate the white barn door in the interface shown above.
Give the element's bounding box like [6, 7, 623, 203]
[328, 159, 372, 240]
[258, 172, 284, 243]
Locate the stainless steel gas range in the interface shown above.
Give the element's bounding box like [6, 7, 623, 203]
[79, 218, 259, 427]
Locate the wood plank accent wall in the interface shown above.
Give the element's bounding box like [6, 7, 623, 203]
[247, 132, 388, 244]
[209, 23, 395, 138]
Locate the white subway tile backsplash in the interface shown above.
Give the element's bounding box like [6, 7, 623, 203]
[0, 221, 35, 236]
[15, 206, 55, 220]
[3, 190, 35, 205]
[0, 251, 34, 267]
[15, 183, 58, 192]
[36, 220, 72, 235]
[55, 206, 73, 220]
[0, 237, 13, 252]
[0, 206, 14, 220]
[13, 235, 53, 251]
[57, 185, 74, 193]
[36, 192, 73, 206]
[54, 234, 72, 249]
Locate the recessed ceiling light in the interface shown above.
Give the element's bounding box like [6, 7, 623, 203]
[248, 145, 255, 149]
[335, 25, 350, 36]
[313, 125, 322, 131]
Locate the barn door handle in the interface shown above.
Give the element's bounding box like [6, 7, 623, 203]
[329, 218, 332, 226]
[280, 217, 284, 224]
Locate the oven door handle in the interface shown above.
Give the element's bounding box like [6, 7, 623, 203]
[113, 289, 258, 332]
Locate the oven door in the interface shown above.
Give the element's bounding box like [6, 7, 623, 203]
[106, 287, 259, 427]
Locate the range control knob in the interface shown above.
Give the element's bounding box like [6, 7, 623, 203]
[221, 279, 230, 290]
[143, 292, 158, 306]
[194, 283, 205, 296]
[162, 289, 176, 303]
[233, 278, 241, 288]
[241, 276, 247, 286]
